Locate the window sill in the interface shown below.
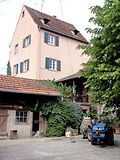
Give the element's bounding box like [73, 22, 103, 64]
[15, 122, 28, 125]
[48, 69, 58, 72]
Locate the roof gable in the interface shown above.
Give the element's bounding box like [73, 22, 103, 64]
[0, 75, 60, 97]
[24, 5, 88, 44]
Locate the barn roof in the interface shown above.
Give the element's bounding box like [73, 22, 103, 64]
[0, 75, 60, 97]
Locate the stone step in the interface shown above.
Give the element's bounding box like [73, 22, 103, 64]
[0, 136, 8, 140]
[0, 132, 8, 140]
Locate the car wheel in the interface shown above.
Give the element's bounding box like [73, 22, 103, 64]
[107, 130, 114, 146]
[105, 127, 114, 146]
[91, 140, 95, 145]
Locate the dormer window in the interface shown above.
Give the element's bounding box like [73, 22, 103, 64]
[41, 18, 50, 25]
[74, 29, 79, 35]
[43, 18, 50, 25]
[71, 30, 79, 36]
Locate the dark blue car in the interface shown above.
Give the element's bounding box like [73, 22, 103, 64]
[87, 122, 114, 145]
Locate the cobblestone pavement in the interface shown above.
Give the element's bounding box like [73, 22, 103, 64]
[0, 134, 120, 160]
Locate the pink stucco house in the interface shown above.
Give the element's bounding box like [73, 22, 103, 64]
[9, 5, 89, 81]
[9, 5, 92, 119]
[6, 5, 92, 139]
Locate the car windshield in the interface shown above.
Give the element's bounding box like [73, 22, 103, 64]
[93, 123, 106, 130]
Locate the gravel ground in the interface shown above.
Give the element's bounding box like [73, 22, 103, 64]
[0, 134, 120, 160]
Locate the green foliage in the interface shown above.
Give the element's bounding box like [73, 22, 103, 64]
[39, 81, 83, 137]
[78, 0, 120, 119]
[41, 101, 83, 137]
[83, 109, 98, 119]
[100, 107, 120, 127]
[40, 80, 72, 101]
[7, 61, 11, 75]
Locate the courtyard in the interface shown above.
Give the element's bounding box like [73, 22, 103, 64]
[0, 135, 120, 160]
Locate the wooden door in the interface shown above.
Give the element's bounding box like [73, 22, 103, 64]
[0, 110, 8, 134]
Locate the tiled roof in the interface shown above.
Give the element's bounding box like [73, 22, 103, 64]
[25, 5, 88, 44]
[0, 75, 60, 97]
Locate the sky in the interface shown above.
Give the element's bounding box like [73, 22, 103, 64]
[0, 0, 104, 74]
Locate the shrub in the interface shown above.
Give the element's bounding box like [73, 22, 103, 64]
[41, 101, 83, 137]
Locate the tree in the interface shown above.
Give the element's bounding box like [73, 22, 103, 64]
[7, 61, 11, 75]
[77, 0, 120, 119]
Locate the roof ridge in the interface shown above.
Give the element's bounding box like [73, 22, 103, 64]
[24, 5, 74, 26]
[24, 5, 88, 43]
[0, 74, 37, 81]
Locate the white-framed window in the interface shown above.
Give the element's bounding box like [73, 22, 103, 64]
[14, 44, 18, 54]
[49, 59, 57, 70]
[13, 64, 18, 75]
[44, 32, 59, 46]
[20, 59, 29, 73]
[45, 57, 61, 71]
[23, 35, 31, 48]
[16, 111, 27, 123]
[48, 35, 55, 45]
[23, 60, 29, 72]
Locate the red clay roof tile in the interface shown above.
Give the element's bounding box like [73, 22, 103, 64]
[0, 75, 60, 97]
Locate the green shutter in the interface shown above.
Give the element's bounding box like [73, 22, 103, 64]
[29, 34, 31, 45]
[20, 62, 23, 73]
[55, 36, 59, 46]
[57, 60, 61, 71]
[16, 64, 18, 74]
[44, 32, 48, 43]
[23, 38, 25, 48]
[45, 57, 49, 69]
[27, 59, 29, 71]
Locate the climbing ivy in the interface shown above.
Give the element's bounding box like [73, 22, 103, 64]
[40, 81, 83, 137]
[41, 100, 83, 137]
